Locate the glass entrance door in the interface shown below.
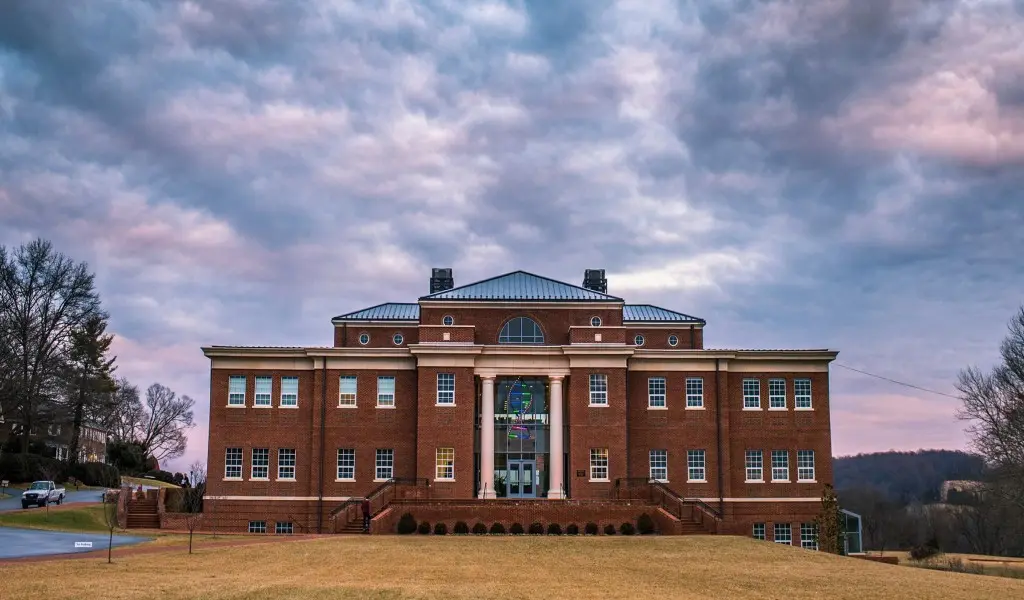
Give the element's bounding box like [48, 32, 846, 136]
[506, 460, 537, 498]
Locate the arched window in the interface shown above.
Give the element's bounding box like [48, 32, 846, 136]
[498, 317, 545, 344]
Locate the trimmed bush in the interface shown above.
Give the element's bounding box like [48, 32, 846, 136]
[510, 522, 525, 535]
[620, 522, 636, 535]
[0, 453, 66, 484]
[637, 513, 655, 535]
[453, 521, 469, 535]
[144, 469, 176, 485]
[909, 544, 941, 561]
[70, 462, 120, 488]
[433, 522, 448, 535]
[489, 523, 506, 535]
[546, 523, 562, 535]
[472, 522, 488, 535]
[584, 522, 599, 535]
[528, 522, 544, 535]
[417, 521, 431, 535]
[397, 512, 418, 535]
[566, 523, 580, 535]
[604, 524, 616, 535]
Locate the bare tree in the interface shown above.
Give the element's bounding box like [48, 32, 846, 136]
[137, 383, 196, 462]
[184, 461, 206, 554]
[101, 489, 120, 564]
[0, 239, 103, 454]
[105, 377, 143, 443]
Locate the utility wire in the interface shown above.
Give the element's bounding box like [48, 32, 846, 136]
[834, 363, 961, 400]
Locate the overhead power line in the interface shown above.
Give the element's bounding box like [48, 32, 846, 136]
[834, 363, 961, 400]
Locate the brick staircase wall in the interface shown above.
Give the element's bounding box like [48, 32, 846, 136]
[126, 489, 160, 529]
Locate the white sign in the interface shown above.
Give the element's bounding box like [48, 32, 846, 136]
[74, 542, 93, 548]
[1, 480, 8, 487]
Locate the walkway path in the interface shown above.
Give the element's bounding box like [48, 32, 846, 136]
[0, 526, 151, 560]
[0, 489, 104, 512]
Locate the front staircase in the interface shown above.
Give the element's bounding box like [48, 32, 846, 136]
[126, 491, 160, 529]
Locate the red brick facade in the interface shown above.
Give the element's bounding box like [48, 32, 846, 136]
[203, 271, 837, 543]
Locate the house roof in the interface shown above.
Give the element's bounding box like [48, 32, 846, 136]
[333, 303, 419, 321]
[419, 270, 624, 302]
[622, 304, 705, 324]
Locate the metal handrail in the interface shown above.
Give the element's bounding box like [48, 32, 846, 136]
[613, 478, 723, 521]
[328, 478, 430, 520]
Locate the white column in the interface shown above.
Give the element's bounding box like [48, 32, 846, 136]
[547, 375, 565, 499]
[479, 376, 496, 499]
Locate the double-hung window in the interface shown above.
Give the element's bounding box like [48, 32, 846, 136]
[685, 377, 704, 408]
[745, 450, 763, 482]
[801, 523, 818, 550]
[742, 379, 760, 409]
[228, 376, 246, 406]
[435, 447, 454, 480]
[589, 374, 608, 406]
[771, 450, 789, 482]
[648, 377, 666, 408]
[376, 449, 394, 480]
[337, 449, 355, 481]
[339, 376, 357, 407]
[377, 376, 395, 407]
[687, 450, 706, 482]
[590, 448, 609, 480]
[649, 449, 668, 481]
[280, 377, 298, 407]
[774, 523, 792, 545]
[224, 447, 242, 479]
[769, 378, 786, 409]
[254, 376, 272, 407]
[277, 448, 296, 480]
[797, 450, 815, 481]
[436, 373, 455, 405]
[251, 448, 269, 479]
[795, 379, 812, 409]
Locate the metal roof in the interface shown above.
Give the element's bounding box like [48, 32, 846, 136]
[419, 270, 624, 302]
[333, 303, 420, 321]
[623, 304, 705, 324]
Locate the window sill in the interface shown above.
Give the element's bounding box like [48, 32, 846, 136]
[373, 478, 392, 483]
[434, 478, 456, 483]
[794, 407, 814, 411]
[250, 476, 270, 481]
[798, 479, 817, 484]
[742, 406, 761, 411]
[253, 404, 272, 409]
[768, 407, 787, 411]
[338, 404, 358, 409]
[685, 406, 705, 411]
[434, 403, 456, 407]
[772, 480, 791, 484]
[647, 406, 668, 411]
[687, 479, 708, 484]
[226, 404, 246, 409]
[589, 478, 611, 483]
[588, 403, 609, 408]
[335, 478, 355, 483]
[376, 405, 396, 410]
[276, 478, 297, 482]
[650, 479, 669, 484]
[745, 479, 765, 484]
[223, 477, 243, 482]
[279, 405, 299, 409]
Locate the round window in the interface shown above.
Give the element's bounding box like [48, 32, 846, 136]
[668, 334, 679, 347]
[393, 333, 404, 346]
[443, 315, 454, 326]
[591, 316, 602, 327]
[358, 333, 370, 345]
[634, 334, 645, 346]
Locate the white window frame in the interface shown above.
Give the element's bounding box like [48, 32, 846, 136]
[687, 449, 706, 482]
[753, 523, 766, 540]
[742, 378, 760, 409]
[251, 448, 269, 480]
[377, 376, 395, 407]
[589, 448, 609, 481]
[435, 447, 455, 481]
[591, 316, 602, 327]
[648, 377, 666, 409]
[392, 333, 404, 346]
[436, 373, 455, 405]
[769, 378, 786, 409]
[358, 332, 370, 345]
[685, 377, 704, 409]
[339, 375, 357, 407]
[797, 450, 816, 482]
[254, 376, 272, 407]
[375, 449, 394, 481]
[336, 448, 355, 481]
[634, 334, 645, 346]
[280, 376, 298, 407]
[801, 523, 818, 550]
[275, 521, 294, 535]
[225, 447, 242, 480]
[277, 448, 296, 480]
[228, 376, 246, 406]
[771, 450, 789, 482]
[248, 520, 266, 534]
[774, 523, 792, 545]
[589, 374, 608, 406]
[442, 315, 454, 326]
[795, 379, 812, 410]
[649, 449, 668, 482]
[745, 450, 763, 482]
[668, 334, 678, 347]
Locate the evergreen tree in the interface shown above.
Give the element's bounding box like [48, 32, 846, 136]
[815, 484, 844, 554]
[65, 314, 117, 466]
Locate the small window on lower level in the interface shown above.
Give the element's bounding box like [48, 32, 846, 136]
[248, 520, 266, 534]
[276, 521, 294, 535]
[774, 523, 792, 545]
[753, 523, 765, 540]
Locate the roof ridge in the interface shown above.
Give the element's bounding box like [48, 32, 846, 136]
[419, 269, 623, 301]
[333, 302, 420, 321]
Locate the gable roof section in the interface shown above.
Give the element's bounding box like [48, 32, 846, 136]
[419, 270, 624, 302]
[333, 303, 419, 322]
[623, 304, 705, 324]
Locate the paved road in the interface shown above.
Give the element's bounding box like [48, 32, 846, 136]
[0, 526, 151, 559]
[0, 489, 105, 512]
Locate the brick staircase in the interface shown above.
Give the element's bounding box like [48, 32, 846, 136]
[126, 494, 160, 529]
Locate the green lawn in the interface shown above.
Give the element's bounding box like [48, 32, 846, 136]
[0, 504, 112, 533]
[122, 476, 180, 489]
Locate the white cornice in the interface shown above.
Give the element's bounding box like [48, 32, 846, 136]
[331, 320, 417, 326]
[417, 300, 624, 309]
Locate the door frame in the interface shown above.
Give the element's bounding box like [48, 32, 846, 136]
[506, 459, 538, 498]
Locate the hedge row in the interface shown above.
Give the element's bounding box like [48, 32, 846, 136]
[0, 454, 120, 488]
[397, 513, 656, 535]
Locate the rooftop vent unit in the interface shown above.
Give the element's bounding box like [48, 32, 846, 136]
[582, 269, 607, 293]
[430, 268, 454, 294]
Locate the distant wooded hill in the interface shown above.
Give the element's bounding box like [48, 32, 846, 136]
[834, 450, 986, 505]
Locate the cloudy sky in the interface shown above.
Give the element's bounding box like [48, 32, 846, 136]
[2, 0, 1022, 472]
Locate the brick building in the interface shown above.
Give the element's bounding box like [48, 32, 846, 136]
[202, 269, 837, 543]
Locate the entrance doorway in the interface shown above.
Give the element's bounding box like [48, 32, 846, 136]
[507, 459, 537, 498]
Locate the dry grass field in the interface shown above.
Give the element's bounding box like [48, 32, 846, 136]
[3, 536, 1024, 600]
